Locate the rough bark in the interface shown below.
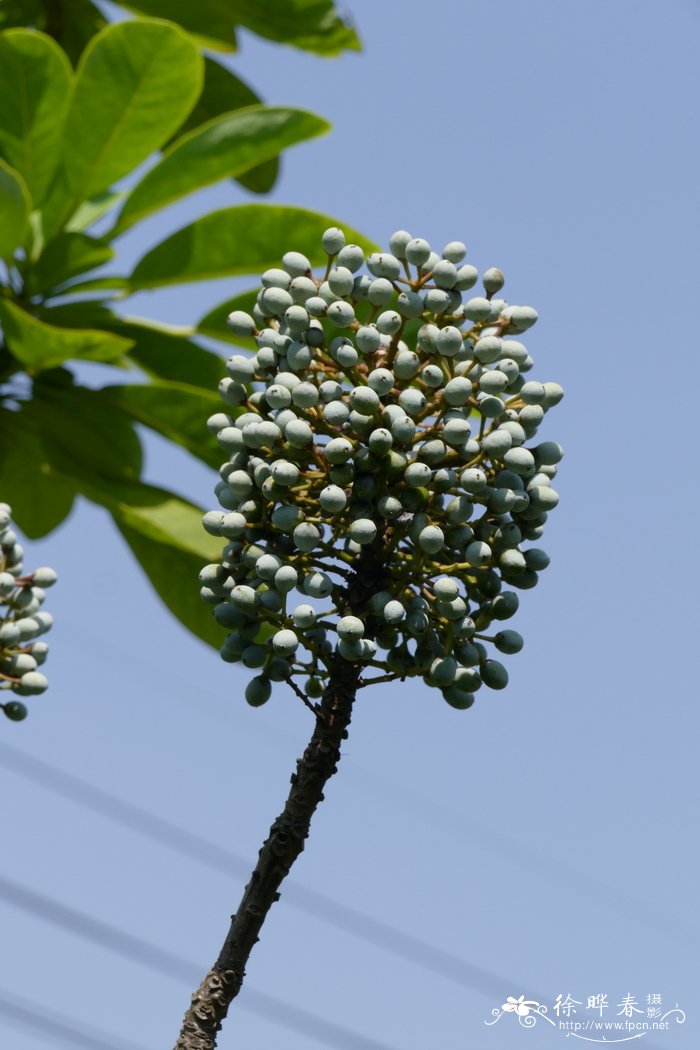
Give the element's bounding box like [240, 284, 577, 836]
[173, 544, 386, 1049]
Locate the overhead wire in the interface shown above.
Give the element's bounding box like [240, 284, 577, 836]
[0, 739, 521, 998]
[0, 874, 412, 1050]
[0, 987, 149, 1050]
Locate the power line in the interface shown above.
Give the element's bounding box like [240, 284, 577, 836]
[0, 874, 405, 1050]
[0, 740, 515, 999]
[0, 987, 149, 1050]
[56, 624, 699, 950]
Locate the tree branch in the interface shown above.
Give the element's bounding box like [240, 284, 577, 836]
[172, 543, 386, 1049]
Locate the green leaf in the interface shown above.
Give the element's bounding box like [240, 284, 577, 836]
[104, 317, 225, 391]
[43, 0, 108, 65]
[99, 381, 224, 467]
[0, 159, 30, 259]
[197, 287, 258, 346]
[50, 275, 130, 296]
[60, 20, 203, 210]
[66, 190, 127, 233]
[111, 487, 223, 647]
[28, 382, 143, 482]
[114, 106, 330, 235]
[228, 0, 360, 55]
[0, 404, 75, 537]
[119, 0, 237, 52]
[26, 232, 114, 295]
[0, 300, 133, 371]
[0, 29, 72, 205]
[170, 56, 278, 195]
[131, 205, 378, 288]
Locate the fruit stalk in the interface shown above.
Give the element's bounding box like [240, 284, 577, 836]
[173, 543, 383, 1049]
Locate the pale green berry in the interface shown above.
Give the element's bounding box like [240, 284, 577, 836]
[418, 525, 444, 553]
[368, 368, 395, 395]
[442, 240, 467, 263]
[256, 553, 282, 580]
[306, 296, 328, 317]
[383, 600, 406, 624]
[219, 378, 247, 406]
[367, 253, 401, 280]
[477, 394, 505, 418]
[272, 629, 299, 656]
[389, 230, 412, 258]
[481, 659, 509, 689]
[377, 495, 403, 518]
[423, 288, 451, 313]
[337, 243, 365, 271]
[246, 676, 272, 706]
[294, 522, 321, 551]
[323, 400, 350, 426]
[31, 568, 58, 588]
[396, 290, 424, 317]
[226, 355, 256, 382]
[221, 512, 248, 538]
[282, 251, 311, 276]
[404, 462, 432, 487]
[17, 671, 48, 695]
[463, 297, 492, 321]
[433, 577, 459, 600]
[337, 615, 365, 641]
[324, 437, 353, 464]
[465, 540, 492, 566]
[393, 349, 420, 380]
[454, 264, 478, 290]
[356, 325, 381, 354]
[291, 382, 319, 409]
[443, 377, 472, 406]
[534, 441, 564, 465]
[335, 343, 358, 368]
[524, 548, 550, 571]
[348, 519, 377, 545]
[431, 260, 458, 289]
[473, 336, 502, 363]
[520, 381, 546, 404]
[349, 387, 380, 415]
[327, 301, 355, 327]
[443, 417, 471, 447]
[542, 382, 565, 407]
[328, 266, 354, 296]
[434, 326, 462, 357]
[226, 310, 256, 337]
[406, 238, 431, 266]
[319, 485, 347, 512]
[271, 504, 303, 531]
[376, 310, 402, 334]
[322, 226, 345, 254]
[367, 277, 394, 306]
[481, 430, 512, 457]
[479, 369, 508, 394]
[289, 275, 317, 303]
[304, 571, 333, 598]
[292, 604, 317, 628]
[285, 419, 314, 447]
[421, 364, 444, 388]
[397, 388, 426, 417]
[502, 305, 538, 330]
[429, 656, 457, 687]
[272, 565, 297, 593]
[482, 268, 505, 293]
[391, 415, 416, 443]
[368, 428, 393, 455]
[503, 447, 535, 475]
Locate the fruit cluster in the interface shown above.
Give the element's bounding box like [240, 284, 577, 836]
[1, 503, 56, 721]
[201, 229, 563, 709]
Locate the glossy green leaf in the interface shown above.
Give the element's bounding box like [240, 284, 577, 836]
[60, 20, 203, 210]
[228, 0, 360, 55]
[103, 317, 226, 391]
[0, 159, 30, 259]
[28, 382, 143, 482]
[171, 56, 278, 195]
[111, 487, 222, 647]
[0, 29, 72, 205]
[197, 287, 258, 346]
[0, 300, 133, 370]
[119, 0, 237, 52]
[66, 190, 127, 233]
[52, 275, 130, 296]
[26, 232, 114, 295]
[0, 405, 75, 538]
[131, 205, 378, 288]
[99, 381, 223, 467]
[0, 0, 107, 64]
[114, 106, 329, 235]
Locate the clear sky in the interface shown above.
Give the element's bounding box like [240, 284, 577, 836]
[2, 1, 699, 1048]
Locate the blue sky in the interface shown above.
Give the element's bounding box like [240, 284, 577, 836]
[2, 1, 699, 1048]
